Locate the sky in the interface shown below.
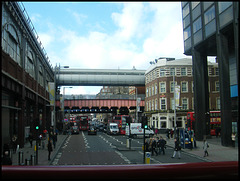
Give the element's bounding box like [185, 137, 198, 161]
[22, 2, 189, 95]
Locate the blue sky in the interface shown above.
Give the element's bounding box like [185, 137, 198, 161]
[22, 2, 188, 95]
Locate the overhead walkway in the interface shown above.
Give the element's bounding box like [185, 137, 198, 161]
[56, 68, 146, 86]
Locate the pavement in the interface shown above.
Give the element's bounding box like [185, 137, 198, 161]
[10, 134, 68, 166]
[156, 133, 238, 162]
[9, 133, 238, 165]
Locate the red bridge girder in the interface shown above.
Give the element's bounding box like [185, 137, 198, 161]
[55, 99, 144, 109]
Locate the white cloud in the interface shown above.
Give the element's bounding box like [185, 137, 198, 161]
[36, 2, 187, 94]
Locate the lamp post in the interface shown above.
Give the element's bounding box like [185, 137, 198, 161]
[54, 64, 69, 132]
[62, 86, 72, 134]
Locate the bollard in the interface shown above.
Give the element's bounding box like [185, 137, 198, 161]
[18, 151, 24, 165]
[145, 152, 151, 164]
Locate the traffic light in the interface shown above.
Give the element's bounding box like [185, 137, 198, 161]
[35, 125, 39, 130]
[141, 116, 148, 129]
[126, 117, 131, 126]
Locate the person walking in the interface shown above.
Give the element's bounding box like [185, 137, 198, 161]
[151, 138, 158, 156]
[1, 150, 12, 165]
[203, 139, 209, 157]
[158, 136, 167, 155]
[171, 138, 181, 159]
[47, 139, 53, 160]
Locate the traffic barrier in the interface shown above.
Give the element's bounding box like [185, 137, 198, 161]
[145, 152, 151, 164]
[18, 151, 24, 165]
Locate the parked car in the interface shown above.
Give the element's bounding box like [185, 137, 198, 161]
[88, 125, 97, 135]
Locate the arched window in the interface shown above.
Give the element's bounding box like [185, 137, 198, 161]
[2, 24, 21, 65]
[38, 63, 44, 86]
[25, 50, 35, 79]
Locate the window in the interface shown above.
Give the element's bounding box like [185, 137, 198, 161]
[155, 84, 158, 95]
[159, 82, 166, 93]
[204, 6, 215, 24]
[152, 85, 155, 95]
[170, 68, 175, 76]
[193, 17, 202, 33]
[184, 26, 191, 40]
[160, 121, 166, 128]
[26, 51, 35, 79]
[146, 88, 148, 97]
[181, 68, 187, 76]
[191, 2, 200, 10]
[215, 81, 219, 91]
[160, 98, 167, 110]
[182, 98, 188, 110]
[160, 69, 166, 77]
[155, 99, 158, 110]
[170, 81, 176, 93]
[170, 98, 175, 110]
[181, 82, 188, 92]
[216, 97, 220, 110]
[182, 3, 189, 18]
[218, 2, 232, 13]
[2, 24, 21, 65]
[38, 64, 44, 86]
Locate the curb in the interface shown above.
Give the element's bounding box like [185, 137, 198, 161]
[49, 135, 69, 165]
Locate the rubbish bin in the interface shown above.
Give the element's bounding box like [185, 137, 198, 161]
[145, 152, 151, 164]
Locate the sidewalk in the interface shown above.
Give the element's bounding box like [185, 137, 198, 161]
[11, 134, 68, 166]
[157, 134, 238, 162]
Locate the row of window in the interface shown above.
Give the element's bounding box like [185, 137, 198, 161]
[2, 22, 51, 89]
[146, 81, 220, 97]
[146, 81, 191, 97]
[146, 97, 190, 111]
[146, 96, 221, 112]
[145, 67, 192, 83]
[183, 2, 233, 45]
[146, 66, 219, 84]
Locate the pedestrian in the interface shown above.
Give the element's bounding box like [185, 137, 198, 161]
[171, 138, 181, 159]
[203, 139, 209, 157]
[166, 129, 170, 139]
[144, 139, 150, 152]
[47, 139, 53, 160]
[28, 133, 33, 148]
[151, 138, 158, 156]
[170, 129, 174, 138]
[158, 136, 167, 155]
[52, 132, 57, 149]
[1, 150, 12, 165]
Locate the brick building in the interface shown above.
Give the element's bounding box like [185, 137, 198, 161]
[145, 57, 219, 132]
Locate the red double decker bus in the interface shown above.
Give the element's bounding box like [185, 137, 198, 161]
[113, 115, 132, 135]
[186, 111, 221, 136]
[76, 116, 89, 131]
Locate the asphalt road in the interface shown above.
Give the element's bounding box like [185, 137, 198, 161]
[52, 131, 206, 165]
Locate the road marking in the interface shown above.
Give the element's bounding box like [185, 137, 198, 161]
[82, 131, 90, 149]
[115, 150, 131, 164]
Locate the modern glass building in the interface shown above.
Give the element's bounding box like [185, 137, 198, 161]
[181, 2, 238, 146]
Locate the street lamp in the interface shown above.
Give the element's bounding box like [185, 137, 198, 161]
[53, 64, 69, 132]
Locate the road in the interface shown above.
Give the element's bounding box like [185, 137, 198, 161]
[52, 131, 207, 165]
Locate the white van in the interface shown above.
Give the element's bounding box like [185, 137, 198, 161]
[107, 123, 119, 135]
[125, 123, 154, 138]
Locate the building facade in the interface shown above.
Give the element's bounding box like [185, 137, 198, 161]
[181, 2, 238, 145]
[1, 2, 54, 148]
[145, 57, 219, 132]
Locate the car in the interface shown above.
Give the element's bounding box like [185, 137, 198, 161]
[88, 125, 97, 135]
[71, 126, 80, 134]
